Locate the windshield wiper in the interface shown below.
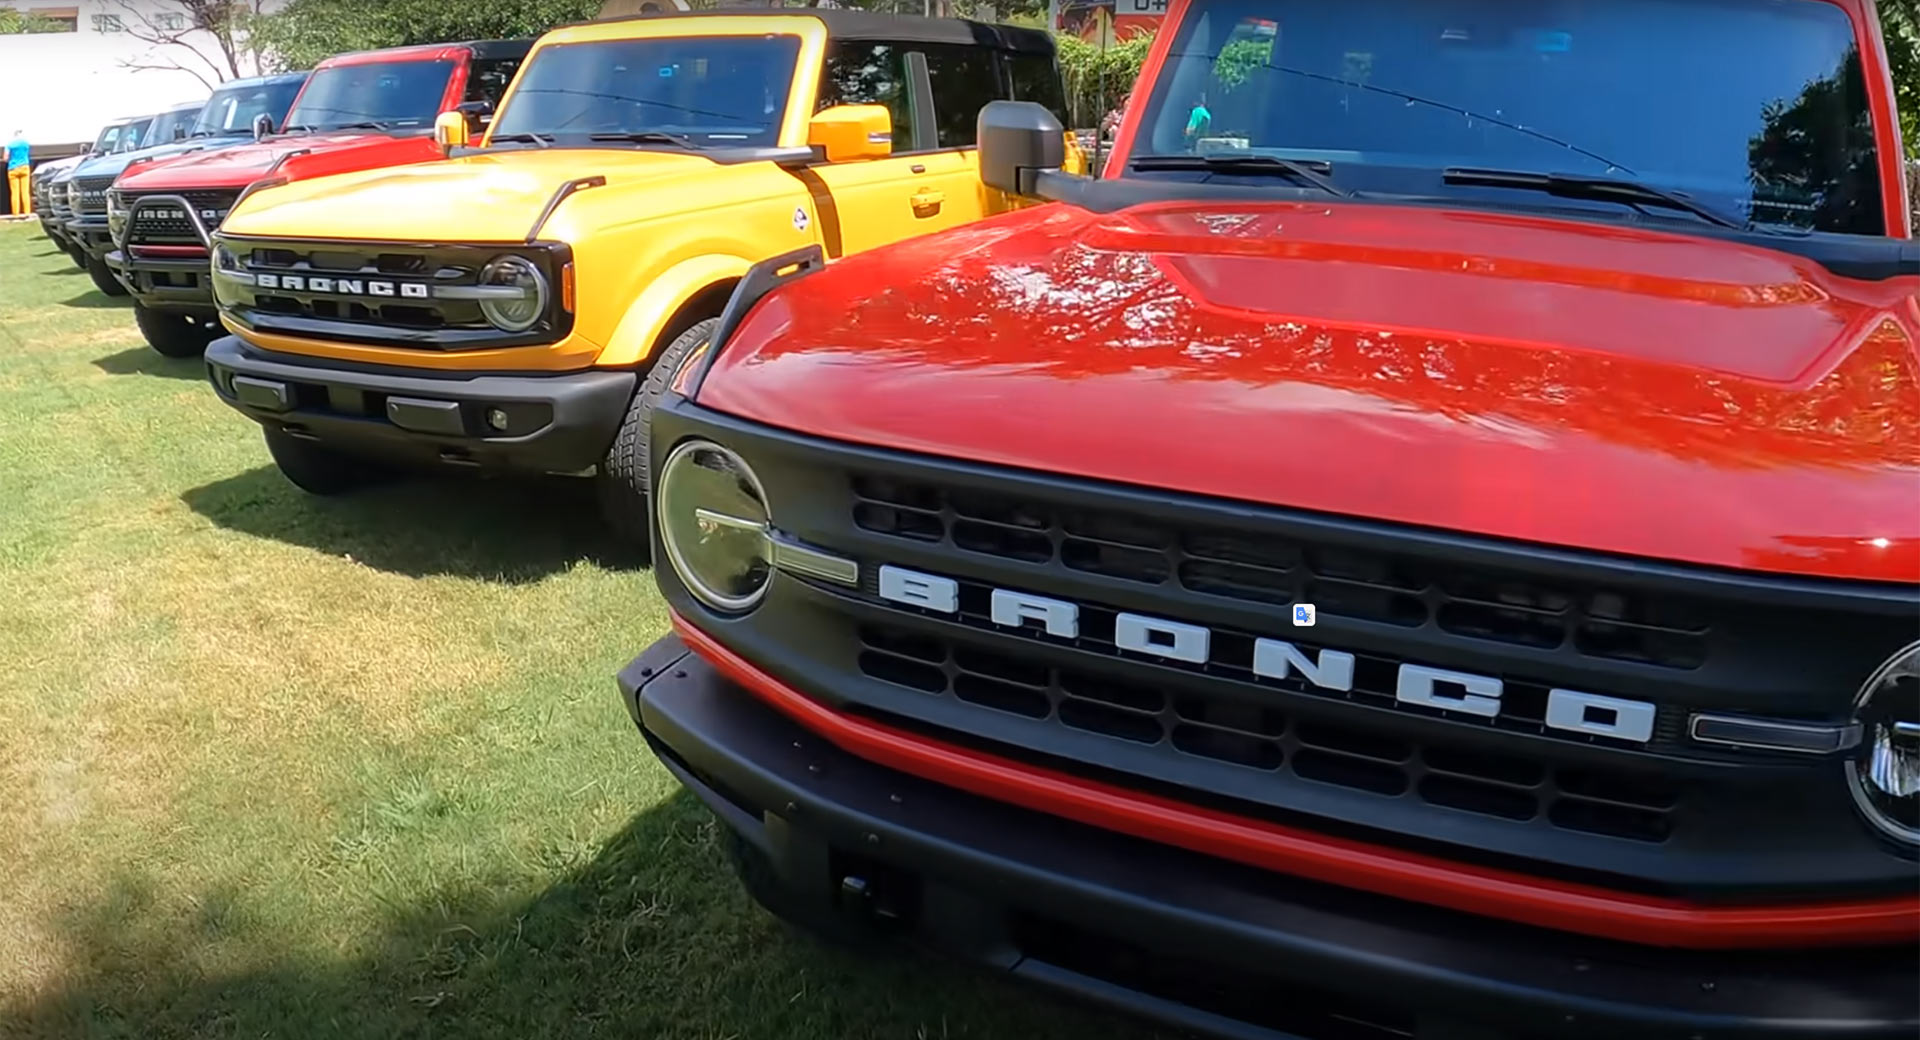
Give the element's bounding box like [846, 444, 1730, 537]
[492, 132, 553, 149]
[1132, 154, 1350, 198]
[1261, 63, 1633, 176]
[1443, 167, 1760, 232]
[330, 121, 395, 131]
[589, 130, 694, 148]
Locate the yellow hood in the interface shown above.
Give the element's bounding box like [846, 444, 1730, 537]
[220, 149, 733, 242]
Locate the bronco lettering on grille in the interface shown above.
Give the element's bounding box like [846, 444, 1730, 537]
[254, 273, 430, 298]
[875, 563, 1659, 744]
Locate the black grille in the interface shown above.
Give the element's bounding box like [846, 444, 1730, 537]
[853, 474, 1710, 670]
[856, 622, 1678, 843]
[646, 403, 1920, 901]
[72, 175, 115, 215]
[126, 190, 239, 243]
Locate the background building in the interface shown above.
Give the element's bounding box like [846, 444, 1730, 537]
[0, 1, 281, 156]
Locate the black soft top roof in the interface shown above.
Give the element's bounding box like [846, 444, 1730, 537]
[590, 9, 1056, 55]
[465, 37, 538, 60]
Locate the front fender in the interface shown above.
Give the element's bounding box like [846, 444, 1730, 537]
[596, 253, 753, 368]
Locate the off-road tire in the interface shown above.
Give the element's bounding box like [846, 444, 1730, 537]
[718, 825, 886, 951]
[86, 254, 128, 297]
[135, 304, 219, 358]
[66, 242, 87, 270]
[264, 430, 383, 496]
[596, 316, 718, 548]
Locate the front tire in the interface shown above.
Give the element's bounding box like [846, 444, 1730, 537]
[86, 254, 128, 297]
[595, 317, 717, 547]
[264, 430, 383, 496]
[66, 243, 87, 270]
[135, 304, 219, 358]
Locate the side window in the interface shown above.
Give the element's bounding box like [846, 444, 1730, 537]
[465, 57, 520, 109]
[818, 41, 914, 151]
[1006, 51, 1069, 126]
[918, 43, 1000, 148]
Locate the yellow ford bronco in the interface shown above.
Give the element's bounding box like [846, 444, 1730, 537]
[203, 9, 1075, 539]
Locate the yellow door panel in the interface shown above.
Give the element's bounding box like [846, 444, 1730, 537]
[804, 151, 978, 257]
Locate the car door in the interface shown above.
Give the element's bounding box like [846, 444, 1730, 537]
[802, 40, 942, 257]
[809, 37, 1052, 256]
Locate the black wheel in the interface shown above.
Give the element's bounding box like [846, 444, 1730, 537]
[264, 430, 383, 496]
[718, 826, 887, 951]
[135, 304, 219, 358]
[595, 316, 717, 547]
[86, 254, 129, 297]
[66, 243, 87, 270]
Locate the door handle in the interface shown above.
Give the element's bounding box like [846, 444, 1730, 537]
[910, 188, 945, 217]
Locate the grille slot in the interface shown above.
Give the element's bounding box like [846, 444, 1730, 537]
[853, 626, 1680, 843]
[851, 475, 1711, 670]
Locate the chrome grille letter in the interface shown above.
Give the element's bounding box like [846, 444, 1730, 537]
[878, 565, 957, 614]
[1545, 689, 1655, 743]
[1252, 639, 1355, 692]
[990, 589, 1078, 639]
[1114, 613, 1208, 664]
[1396, 664, 1502, 717]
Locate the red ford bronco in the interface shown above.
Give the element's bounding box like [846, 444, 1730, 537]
[104, 39, 531, 357]
[621, 0, 1919, 1037]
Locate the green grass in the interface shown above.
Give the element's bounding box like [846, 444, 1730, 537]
[0, 223, 1161, 1040]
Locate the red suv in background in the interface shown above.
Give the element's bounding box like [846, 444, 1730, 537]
[105, 38, 532, 357]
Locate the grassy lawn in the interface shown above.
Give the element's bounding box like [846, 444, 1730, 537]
[0, 222, 1158, 1040]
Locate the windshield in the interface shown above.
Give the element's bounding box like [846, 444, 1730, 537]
[284, 59, 455, 131]
[1134, 0, 1886, 235]
[491, 36, 802, 147]
[194, 78, 306, 137]
[145, 106, 202, 147]
[111, 118, 154, 152]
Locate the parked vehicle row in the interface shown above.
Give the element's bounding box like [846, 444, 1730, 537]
[29, 2, 1920, 1039]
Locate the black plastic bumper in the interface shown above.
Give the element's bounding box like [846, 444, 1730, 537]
[622, 635, 1920, 1040]
[67, 216, 113, 258]
[205, 335, 636, 474]
[105, 248, 215, 316]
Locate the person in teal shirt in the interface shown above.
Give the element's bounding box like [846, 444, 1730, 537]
[1183, 95, 1212, 149]
[6, 131, 30, 217]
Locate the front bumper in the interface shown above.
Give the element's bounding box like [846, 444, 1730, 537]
[623, 634, 1920, 1040]
[66, 215, 113, 258]
[204, 335, 636, 474]
[106, 248, 215, 317]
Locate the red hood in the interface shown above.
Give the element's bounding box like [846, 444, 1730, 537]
[111, 131, 437, 192]
[701, 200, 1920, 583]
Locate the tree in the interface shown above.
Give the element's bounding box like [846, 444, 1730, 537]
[250, 0, 602, 71]
[114, 0, 273, 87]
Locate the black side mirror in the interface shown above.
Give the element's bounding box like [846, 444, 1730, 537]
[252, 113, 275, 141]
[173, 125, 188, 141]
[977, 100, 1065, 196]
[457, 99, 494, 130]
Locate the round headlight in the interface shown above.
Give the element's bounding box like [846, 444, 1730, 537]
[477, 255, 547, 333]
[1848, 641, 1920, 846]
[657, 440, 773, 613]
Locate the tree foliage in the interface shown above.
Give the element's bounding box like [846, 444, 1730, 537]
[1881, 0, 1917, 159]
[0, 7, 67, 33]
[1056, 31, 1153, 128]
[250, 0, 602, 72]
